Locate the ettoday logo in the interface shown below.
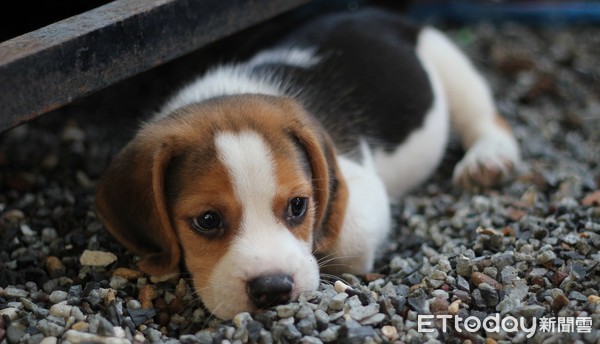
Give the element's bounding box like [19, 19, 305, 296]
[417, 314, 593, 338]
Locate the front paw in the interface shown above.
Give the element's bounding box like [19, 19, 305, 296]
[453, 130, 520, 190]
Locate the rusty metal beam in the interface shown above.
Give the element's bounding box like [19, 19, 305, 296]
[0, 0, 313, 132]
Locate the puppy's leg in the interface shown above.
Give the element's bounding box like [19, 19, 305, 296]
[417, 28, 520, 189]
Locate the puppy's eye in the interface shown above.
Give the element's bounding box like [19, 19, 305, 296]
[286, 197, 308, 226]
[192, 211, 222, 234]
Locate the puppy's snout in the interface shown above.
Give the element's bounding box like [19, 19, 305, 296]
[247, 273, 294, 308]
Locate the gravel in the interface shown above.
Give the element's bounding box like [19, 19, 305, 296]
[1, 17, 600, 344]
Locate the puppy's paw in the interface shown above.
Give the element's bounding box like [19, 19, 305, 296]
[453, 129, 520, 190]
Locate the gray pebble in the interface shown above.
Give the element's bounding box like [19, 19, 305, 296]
[271, 324, 286, 342]
[314, 309, 329, 331]
[472, 289, 487, 308]
[109, 276, 128, 290]
[562, 233, 580, 245]
[407, 289, 427, 313]
[145, 328, 163, 343]
[396, 284, 409, 297]
[233, 312, 252, 328]
[345, 295, 362, 309]
[349, 303, 379, 321]
[491, 252, 516, 272]
[259, 329, 273, 344]
[295, 304, 313, 319]
[328, 292, 348, 311]
[49, 301, 72, 320]
[7, 322, 27, 344]
[191, 308, 205, 323]
[41, 227, 58, 243]
[431, 289, 449, 299]
[339, 322, 376, 342]
[19, 297, 38, 312]
[283, 323, 303, 340]
[300, 336, 323, 344]
[276, 303, 299, 318]
[246, 320, 264, 342]
[536, 250, 556, 264]
[19, 224, 35, 236]
[529, 267, 548, 277]
[3, 286, 29, 298]
[456, 256, 472, 277]
[233, 326, 249, 342]
[429, 270, 447, 280]
[86, 290, 101, 307]
[299, 290, 322, 303]
[319, 325, 340, 342]
[482, 267, 498, 279]
[179, 334, 203, 344]
[126, 299, 142, 310]
[360, 313, 386, 326]
[478, 283, 499, 307]
[500, 266, 520, 284]
[297, 317, 316, 335]
[328, 310, 344, 322]
[71, 306, 86, 322]
[568, 291, 588, 302]
[37, 319, 65, 337]
[455, 275, 470, 292]
[427, 279, 445, 288]
[28, 334, 47, 344]
[194, 331, 214, 344]
[519, 243, 533, 254]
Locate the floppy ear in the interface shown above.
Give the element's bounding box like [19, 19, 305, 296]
[95, 127, 181, 276]
[288, 117, 349, 255]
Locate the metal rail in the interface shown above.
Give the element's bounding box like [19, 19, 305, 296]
[0, 0, 312, 132]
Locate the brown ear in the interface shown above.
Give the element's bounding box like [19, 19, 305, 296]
[288, 117, 348, 255]
[95, 126, 181, 275]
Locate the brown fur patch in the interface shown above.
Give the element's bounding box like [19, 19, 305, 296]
[171, 160, 242, 293]
[312, 135, 349, 255]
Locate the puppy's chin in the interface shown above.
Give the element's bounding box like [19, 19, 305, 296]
[191, 228, 320, 320]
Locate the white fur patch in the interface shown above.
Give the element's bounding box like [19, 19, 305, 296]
[202, 131, 319, 319]
[417, 27, 497, 146]
[325, 140, 391, 275]
[157, 66, 283, 118]
[215, 131, 278, 218]
[248, 47, 320, 69]
[156, 47, 318, 119]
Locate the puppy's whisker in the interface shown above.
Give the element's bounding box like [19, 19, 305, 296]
[202, 300, 225, 329]
[318, 253, 360, 261]
[189, 285, 214, 298]
[315, 250, 344, 262]
[319, 263, 355, 271]
[317, 254, 360, 268]
[319, 273, 351, 287]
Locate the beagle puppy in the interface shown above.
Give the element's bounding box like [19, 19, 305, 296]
[96, 8, 520, 319]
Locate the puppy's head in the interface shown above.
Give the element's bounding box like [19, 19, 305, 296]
[96, 95, 347, 319]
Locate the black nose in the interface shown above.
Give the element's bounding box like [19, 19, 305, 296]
[247, 274, 294, 308]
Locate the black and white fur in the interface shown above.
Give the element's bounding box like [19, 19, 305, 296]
[157, 8, 520, 276]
